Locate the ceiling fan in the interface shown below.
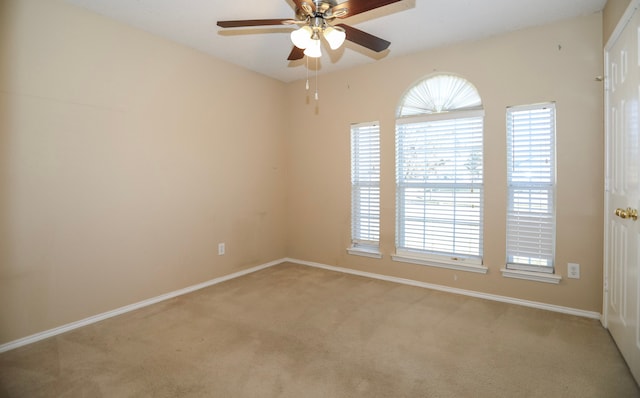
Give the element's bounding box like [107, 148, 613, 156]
[217, 0, 402, 61]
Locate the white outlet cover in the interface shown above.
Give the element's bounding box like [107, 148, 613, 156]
[568, 263, 580, 279]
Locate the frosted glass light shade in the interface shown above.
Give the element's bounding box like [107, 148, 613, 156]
[323, 26, 346, 50]
[291, 26, 313, 49]
[303, 39, 322, 58]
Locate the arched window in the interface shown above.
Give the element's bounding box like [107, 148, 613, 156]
[397, 74, 483, 117]
[394, 74, 486, 271]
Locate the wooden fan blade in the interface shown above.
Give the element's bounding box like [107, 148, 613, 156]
[335, 24, 390, 52]
[287, 46, 305, 61]
[332, 0, 403, 18]
[217, 19, 295, 28]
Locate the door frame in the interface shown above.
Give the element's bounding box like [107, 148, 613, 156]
[603, 0, 639, 329]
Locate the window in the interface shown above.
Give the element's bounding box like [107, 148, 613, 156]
[349, 122, 381, 258]
[505, 103, 556, 275]
[393, 75, 487, 273]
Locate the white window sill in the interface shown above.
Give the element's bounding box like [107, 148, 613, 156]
[500, 268, 562, 284]
[347, 247, 382, 259]
[392, 253, 488, 274]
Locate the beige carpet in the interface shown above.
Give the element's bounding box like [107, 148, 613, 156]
[0, 262, 638, 397]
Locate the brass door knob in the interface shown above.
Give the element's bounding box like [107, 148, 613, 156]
[616, 207, 638, 221]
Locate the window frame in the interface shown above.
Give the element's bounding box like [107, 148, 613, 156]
[502, 102, 559, 284]
[393, 109, 487, 274]
[348, 121, 382, 259]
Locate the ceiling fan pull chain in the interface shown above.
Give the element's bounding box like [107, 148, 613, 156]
[315, 58, 319, 101]
[306, 56, 310, 91]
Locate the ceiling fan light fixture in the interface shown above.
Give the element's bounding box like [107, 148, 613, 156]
[323, 26, 346, 50]
[218, 0, 397, 63]
[291, 25, 313, 49]
[303, 38, 322, 58]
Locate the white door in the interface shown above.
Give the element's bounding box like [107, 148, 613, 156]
[605, 2, 640, 385]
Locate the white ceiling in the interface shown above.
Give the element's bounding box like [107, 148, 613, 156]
[65, 0, 607, 83]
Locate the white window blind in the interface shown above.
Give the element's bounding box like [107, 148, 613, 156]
[397, 74, 483, 117]
[506, 103, 556, 272]
[396, 111, 484, 261]
[351, 122, 380, 249]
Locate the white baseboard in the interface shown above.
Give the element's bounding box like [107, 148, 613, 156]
[0, 259, 284, 354]
[1, 256, 602, 353]
[285, 258, 602, 320]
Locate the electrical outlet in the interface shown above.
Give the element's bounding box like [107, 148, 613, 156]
[568, 263, 580, 279]
[218, 243, 225, 256]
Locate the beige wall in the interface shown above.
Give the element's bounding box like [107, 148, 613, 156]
[0, 0, 608, 346]
[286, 13, 604, 312]
[604, 0, 633, 44]
[0, 0, 287, 344]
